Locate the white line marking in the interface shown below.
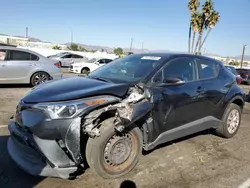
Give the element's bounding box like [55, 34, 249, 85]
[0, 125, 7, 128]
[238, 177, 250, 188]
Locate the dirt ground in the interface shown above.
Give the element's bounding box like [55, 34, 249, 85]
[0, 72, 250, 188]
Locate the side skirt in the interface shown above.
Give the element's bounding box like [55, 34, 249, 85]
[144, 116, 222, 151]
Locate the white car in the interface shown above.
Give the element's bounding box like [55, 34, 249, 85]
[48, 52, 88, 67]
[69, 57, 113, 74]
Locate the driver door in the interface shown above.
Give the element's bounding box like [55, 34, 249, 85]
[150, 57, 206, 142]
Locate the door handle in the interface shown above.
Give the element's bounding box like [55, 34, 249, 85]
[1, 64, 6, 67]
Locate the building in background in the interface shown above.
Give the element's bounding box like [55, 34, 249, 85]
[0, 35, 67, 50]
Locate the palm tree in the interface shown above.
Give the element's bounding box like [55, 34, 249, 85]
[198, 10, 220, 51]
[196, 0, 214, 54]
[190, 11, 200, 54]
[194, 13, 204, 54]
[188, 0, 200, 53]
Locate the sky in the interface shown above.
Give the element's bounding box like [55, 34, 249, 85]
[0, 0, 250, 56]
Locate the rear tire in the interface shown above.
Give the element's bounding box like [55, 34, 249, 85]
[216, 103, 242, 138]
[30, 72, 50, 86]
[85, 118, 142, 179]
[81, 68, 90, 75]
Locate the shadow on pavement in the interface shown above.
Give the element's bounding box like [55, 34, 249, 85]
[120, 180, 137, 188]
[0, 135, 45, 188]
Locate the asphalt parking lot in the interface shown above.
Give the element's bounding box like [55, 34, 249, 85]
[1, 70, 250, 188]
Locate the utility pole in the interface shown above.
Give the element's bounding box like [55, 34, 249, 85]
[141, 42, 144, 52]
[240, 44, 247, 68]
[25, 27, 28, 38]
[129, 38, 133, 52]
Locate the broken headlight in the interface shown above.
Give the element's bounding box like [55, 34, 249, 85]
[33, 96, 119, 119]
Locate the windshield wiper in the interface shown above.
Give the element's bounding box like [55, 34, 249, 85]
[89, 76, 113, 83]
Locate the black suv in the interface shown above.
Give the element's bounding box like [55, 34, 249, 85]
[8, 53, 245, 179]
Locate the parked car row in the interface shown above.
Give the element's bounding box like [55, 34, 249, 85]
[0, 46, 117, 86]
[7, 53, 246, 180]
[225, 65, 250, 85]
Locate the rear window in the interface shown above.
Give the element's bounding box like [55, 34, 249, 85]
[8, 50, 39, 61]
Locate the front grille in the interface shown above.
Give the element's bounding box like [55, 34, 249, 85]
[70, 65, 73, 70]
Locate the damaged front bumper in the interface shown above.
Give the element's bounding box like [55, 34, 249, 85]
[7, 85, 154, 179]
[8, 119, 80, 179]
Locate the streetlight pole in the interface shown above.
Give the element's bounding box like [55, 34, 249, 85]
[240, 44, 247, 68]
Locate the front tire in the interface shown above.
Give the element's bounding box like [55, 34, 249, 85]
[81, 68, 90, 75]
[216, 103, 242, 138]
[85, 118, 142, 179]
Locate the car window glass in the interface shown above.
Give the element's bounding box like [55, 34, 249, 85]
[105, 59, 112, 64]
[0, 50, 7, 61]
[99, 59, 105, 64]
[31, 54, 39, 61]
[72, 54, 83, 58]
[162, 57, 197, 82]
[153, 70, 163, 83]
[62, 54, 72, 58]
[197, 59, 220, 79]
[8, 50, 33, 61]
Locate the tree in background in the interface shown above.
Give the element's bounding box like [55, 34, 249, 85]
[188, 0, 200, 53]
[188, 0, 220, 54]
[67, 43, 79, 51]
[190, 11, 200, 54]
[52, 45, 61, 50]
[198, 10, 220, 51]
[113, 47, 124, 55]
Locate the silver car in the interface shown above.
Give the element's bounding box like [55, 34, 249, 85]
[0, 46, 63, 86]
[48, 52, 88, 67]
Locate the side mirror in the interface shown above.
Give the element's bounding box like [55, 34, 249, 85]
[154, 76, 185, 87]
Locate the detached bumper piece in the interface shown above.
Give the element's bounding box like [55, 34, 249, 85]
[7, 121, 78, 179]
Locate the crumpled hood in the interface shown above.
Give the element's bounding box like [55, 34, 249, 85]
[23, 76, 130, 103]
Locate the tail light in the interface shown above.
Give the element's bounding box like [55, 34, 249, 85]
[54, 62, 61, 68]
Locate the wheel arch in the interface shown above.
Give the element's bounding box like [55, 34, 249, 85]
[29, 71, 51, 84]
[81, 67, 90, 72]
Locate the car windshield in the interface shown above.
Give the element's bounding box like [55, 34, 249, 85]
[225, 66, 238, 75]
[86, 58, 97, 63]
[89, 54, 164, 83]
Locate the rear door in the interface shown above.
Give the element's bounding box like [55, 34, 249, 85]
[71, 54, 84, 63]
[60, 54, 73, 67]
[195, 58, 224, 118]
[1, 50, 39, 83]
